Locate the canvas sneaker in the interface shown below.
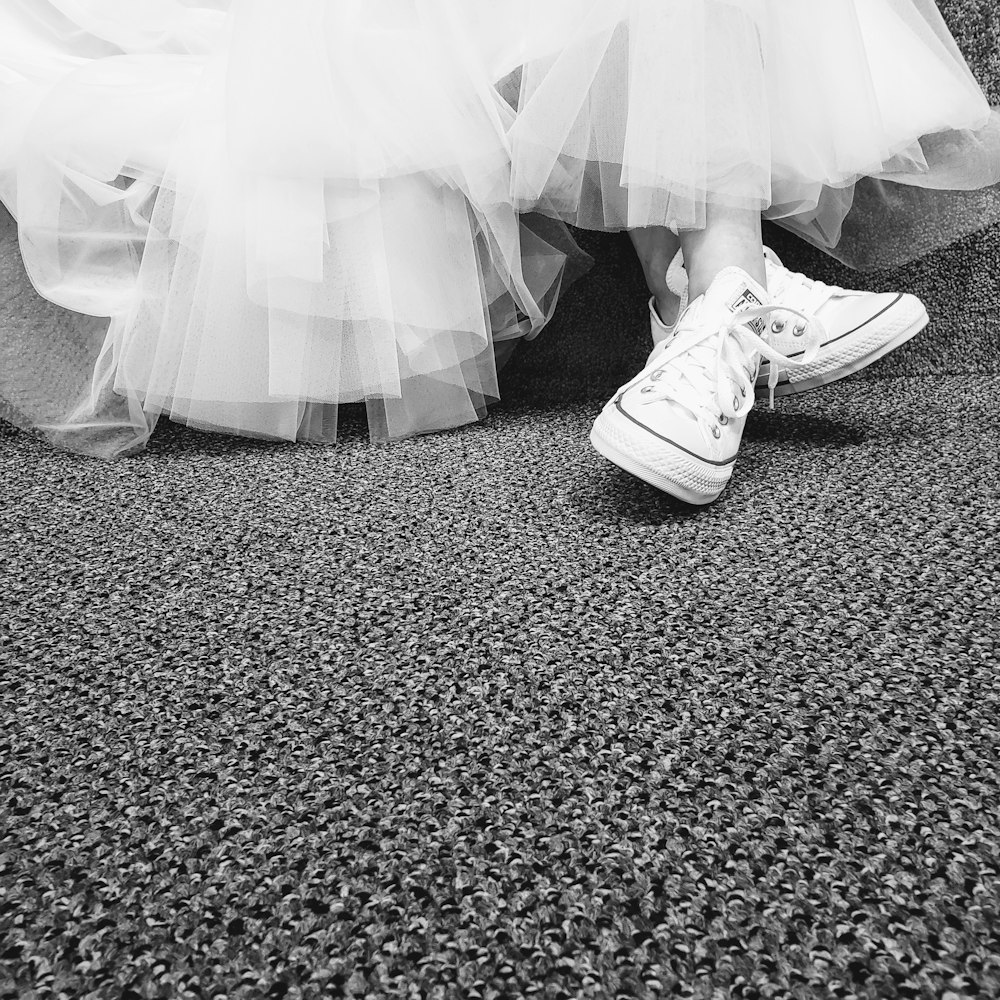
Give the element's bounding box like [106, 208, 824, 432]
[648, 248, 928, 398]
[592, 267, 821, 505]
[757, 248, 927, 397]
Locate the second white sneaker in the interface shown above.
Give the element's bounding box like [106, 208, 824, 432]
[648, 248, 928, 399]
[755, 248, 928, 398]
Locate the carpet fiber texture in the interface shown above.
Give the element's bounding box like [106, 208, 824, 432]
[2, 373, 999, 999]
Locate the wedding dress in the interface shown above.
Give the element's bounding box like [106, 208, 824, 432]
[1, 0, 997, 457]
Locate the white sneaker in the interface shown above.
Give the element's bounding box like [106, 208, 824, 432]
[592, 267, 820, 505]
[649, 248, 928, 398]
[757, 248, 928, 397]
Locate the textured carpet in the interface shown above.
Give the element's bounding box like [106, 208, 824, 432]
[2, 373, 1000, 999]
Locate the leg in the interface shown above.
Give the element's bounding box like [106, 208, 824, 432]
[628, 226, 682, 325]
[677, 204, 765, 299]
[629, 205, 766, 325]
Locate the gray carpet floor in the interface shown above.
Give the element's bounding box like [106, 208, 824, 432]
[2, 362, 999, 998]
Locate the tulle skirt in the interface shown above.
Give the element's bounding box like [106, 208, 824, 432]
[1, 0, 998, 457]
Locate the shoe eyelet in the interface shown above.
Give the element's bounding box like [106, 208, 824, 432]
[771, 320, 785, 334]
[650, 370, 663, 382]
[711, 426, 721, 439]
[793, 323, 806, 337]
[733, 395, 740, 411]
[640, 385, 655, 394]
[739, 386, 746, 398]
[718, 414, 729, 425]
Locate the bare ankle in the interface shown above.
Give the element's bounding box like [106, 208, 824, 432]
[680, 208, 766, 299]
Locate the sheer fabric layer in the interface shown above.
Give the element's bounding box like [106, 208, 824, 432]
[507, 0, 1000, 263]
[0, 0, 574, 457]
[1, 0, 999, 458]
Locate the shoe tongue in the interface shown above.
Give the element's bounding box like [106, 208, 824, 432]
[692, 266, 770, 335]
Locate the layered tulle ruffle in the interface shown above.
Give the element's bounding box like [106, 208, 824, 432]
[507, 0, 1000, 262]
[0, 0, 576, 456]
[1, 0, 999, 457]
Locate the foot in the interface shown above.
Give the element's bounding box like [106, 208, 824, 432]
[648, 248, 928, 398]
[592, 267, 819, 505]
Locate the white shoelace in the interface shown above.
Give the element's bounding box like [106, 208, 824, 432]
[642, 303, 824, 422]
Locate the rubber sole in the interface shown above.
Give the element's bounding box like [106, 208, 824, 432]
[589, 421, 725, 506]
[756, 306, 929, 399]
